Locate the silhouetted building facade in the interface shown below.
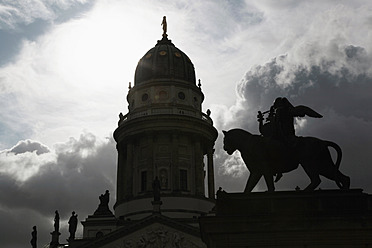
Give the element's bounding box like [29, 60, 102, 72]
[68, 21, 217, 248]
[114, 33, 218, 221]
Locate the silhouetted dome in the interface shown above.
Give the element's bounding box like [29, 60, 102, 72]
[134, 37, 196, 85]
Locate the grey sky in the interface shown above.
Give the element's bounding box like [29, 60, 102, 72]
[0, 1, 372, 247]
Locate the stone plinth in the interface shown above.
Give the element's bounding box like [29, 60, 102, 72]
[81, 213, 117, 239]
[152, 200, 162, 213]
[200, 189, 372, 248]
[49, 231, 61, 248]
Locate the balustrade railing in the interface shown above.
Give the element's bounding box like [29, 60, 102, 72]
[118, 107, 213, 126]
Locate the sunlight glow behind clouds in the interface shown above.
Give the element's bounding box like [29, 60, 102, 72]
[1, 0, 371, 189]
[0, 146, 56, 182]
[0, 0, 259, 148]
[0, 1, 166, 147]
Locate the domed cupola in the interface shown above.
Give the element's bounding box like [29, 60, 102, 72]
[134, 37, 196, 86]
[125, 18, 205, 116]
[114, 17, 217, 221]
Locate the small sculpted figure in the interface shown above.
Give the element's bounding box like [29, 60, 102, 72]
[54, 210, 60, 233]
[99, 190, 110, 206]
[258, 97, 323, 142]
[68, 211, 78, 240]
[216, 187, 226, 199]
[160, 170, 168, 189]
[30, 226, 37, 248]
[119, 112, 124, 122]
[161, 16, 167, 37]
[94, 190, 113, 215]
[222, 129, 350, 192]
[272, 97, 296, 138]
[152, 176, 161, 201]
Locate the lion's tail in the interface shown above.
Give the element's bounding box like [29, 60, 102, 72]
[325, 141, 342, 169]
[325, 141, 345, 188]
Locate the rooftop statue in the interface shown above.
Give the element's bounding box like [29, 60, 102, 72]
[258, 97, 323, 182]
[222, 97, 350, 192]
[68, 211, 78, 241]
[258, 97, 322, 141]
[53, 210, 60, 233]
[30, 226, 37, 248]
[99, 190, 110, 206]
[93, 190, 113, 216]
[161, 16, 167, 37]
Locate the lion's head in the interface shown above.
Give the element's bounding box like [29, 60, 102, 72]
[222, 130, 236, 155]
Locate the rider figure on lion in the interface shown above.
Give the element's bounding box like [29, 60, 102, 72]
[257, 97, 323, 182]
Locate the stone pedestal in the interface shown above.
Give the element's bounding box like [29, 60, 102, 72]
[200, 189, 372, 248]
[81, 213, 117, 239]
[49, 231, 61, 248]
[152, 200, 163, 213]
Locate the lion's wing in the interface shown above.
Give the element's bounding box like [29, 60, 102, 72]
[292, 105, 323, 118]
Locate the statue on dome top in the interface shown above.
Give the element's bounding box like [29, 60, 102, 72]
[161, 16, 167, 37]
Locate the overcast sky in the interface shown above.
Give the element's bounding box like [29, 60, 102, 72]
[1, 1, 372, 247]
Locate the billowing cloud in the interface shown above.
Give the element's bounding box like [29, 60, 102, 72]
[9, 139, 50, 155]
[0, 0, 89, 29]
[214, 42, 372, 192]
[236, 44, 372, 118]
[0, 140, 54, 182]
[0, 132, 116, 247]
[209, 1, 372, 194]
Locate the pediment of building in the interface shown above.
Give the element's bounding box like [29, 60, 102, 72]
[76, 214, 206, 248]
[101, 222, 205, 248]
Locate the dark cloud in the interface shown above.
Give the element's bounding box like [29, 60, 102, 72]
[0, 132, 116, 247]
[236, 45, 372, 124]
[215, 44, 372, 193]
[9, 139, 50, 155]
[0, 207, 50, 248]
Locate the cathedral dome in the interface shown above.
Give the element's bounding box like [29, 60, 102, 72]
[134, 37, 196, 86]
